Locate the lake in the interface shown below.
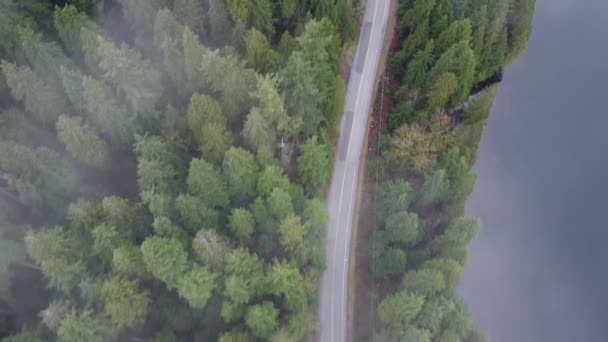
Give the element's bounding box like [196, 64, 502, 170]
[459, 0, 608, 341]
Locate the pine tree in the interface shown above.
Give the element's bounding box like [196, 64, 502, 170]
[1, 61, 67, 126]
[56, 115, 111, 168]
[81, 76, 135, 147]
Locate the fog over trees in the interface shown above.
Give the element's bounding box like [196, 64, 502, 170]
[0, 0, 355, 340]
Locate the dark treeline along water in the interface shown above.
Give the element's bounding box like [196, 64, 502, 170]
[460, 0, 608, 341]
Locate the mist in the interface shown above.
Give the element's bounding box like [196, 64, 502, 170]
[460, 0, 608, 341]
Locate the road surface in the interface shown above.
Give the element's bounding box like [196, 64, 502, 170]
[319, 0, 391, 341]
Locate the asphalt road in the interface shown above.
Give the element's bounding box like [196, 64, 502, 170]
[318, 1, 391, 341]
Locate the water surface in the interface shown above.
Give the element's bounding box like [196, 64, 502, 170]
[460, 1, 608, 341]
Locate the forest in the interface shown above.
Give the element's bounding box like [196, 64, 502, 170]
[362, 0, 536, 340]
[0, 0, 357, 341]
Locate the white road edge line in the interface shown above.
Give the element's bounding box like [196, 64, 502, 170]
[329, 0, 382, 339]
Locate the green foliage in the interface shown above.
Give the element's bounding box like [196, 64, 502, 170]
[67, 199, 101, 233]
[378, 179, 415, 217]
[228, 208, 255, 242]
[94, 35, 163, 113]
[506, 0, 536, 63]
[16, 25, 70, 80]
[423, 169, 450, 205]
[135, 135, 182, 216]
[373, 0, 535, 339]
[154, 9, 187, 94]
[101, 276, 150, 328]
[223, 248, 265, 316]
[0, 141, 72, 217]
[56, 115, 111, 168]
[173, 0, 205, 36]
[187, 93, 232, 163]
[246, 302, 279, 338]
[266, 260, 306, 311]
[303, 198, 328, 238]
[25, 226, 81, 264]
[268, 187, 294, 221]
[54, 5, 96, 55]
[186, 158, 229, 208]
[141, 236, 188, 288]
[1, 61, 67, 126]
[115, 0, 165, 49]
[431, 217, 480, 258]
[223, 147, 260, 202]
[59, 66, 86, 112]
[435, 19, 472, 55]
[208, 0, 234, 44]
[257, 165, 291, 197]
[82, 76, 135, 147]
[280, 53, 320, 136]
[57, 309, 113, 342]
[375, 326, 432, 342]
[40, 257, 88, 294]
[429, 41, 476, 105]
[297, 136, 331, 196]
[112, 245, 148, 278]
[462, 84, 498, 125]
[404, 40, 435, 90]
[426, 72, 459, 112]
[279, 214, 307, 252]
[385, 211, 422, 246]
[177, 265, 218, 308]
[379, 291, 425, 336]
[92, 223, 124, 262]
[176, 194, 219, 233]
[401, 268, 446, 296]
[423, 258, 463, 289]
[244, 28, 278, 73]
[371, 232, 408, 278]
[0, 1, 482, 340]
